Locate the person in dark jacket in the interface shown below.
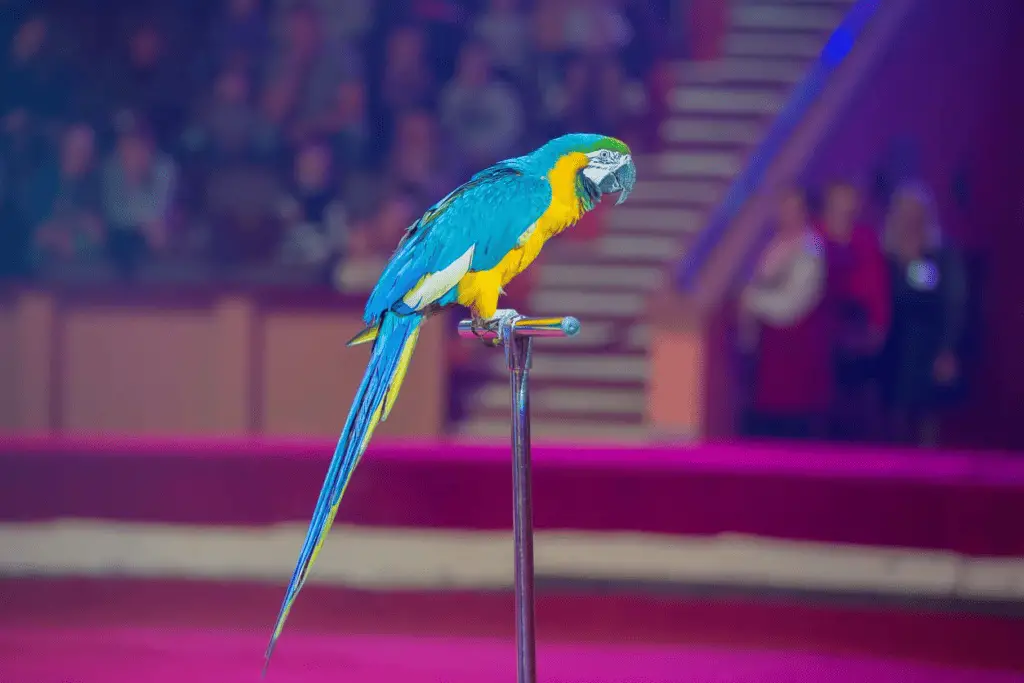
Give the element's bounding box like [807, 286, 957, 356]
[819, 181, 891, 441]
[878, 181, 967, 446]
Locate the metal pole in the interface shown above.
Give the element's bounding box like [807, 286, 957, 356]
[458, 310, 581, 683]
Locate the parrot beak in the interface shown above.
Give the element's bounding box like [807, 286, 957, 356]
[609, 154, 636, 205]
[583, 152, 636, 205]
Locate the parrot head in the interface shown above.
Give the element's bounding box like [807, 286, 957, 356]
[523, 133, 636, 206]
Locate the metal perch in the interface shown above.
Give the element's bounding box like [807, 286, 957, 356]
[457, 310, 581, 683]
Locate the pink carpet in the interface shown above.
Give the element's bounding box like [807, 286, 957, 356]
[2, 579, 1023, 682]
[2, 627, 1023, 683]
[2, 435, 1024, 554]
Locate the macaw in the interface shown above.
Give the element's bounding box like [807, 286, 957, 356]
[263, 133, 636, 671]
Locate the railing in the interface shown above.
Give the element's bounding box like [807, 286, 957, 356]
[0, 284, 447, 437]
[674, 0, 881, 290]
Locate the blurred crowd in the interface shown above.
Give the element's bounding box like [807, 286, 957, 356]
[0, 0, 672, 287]
[737, 178, 974, 447]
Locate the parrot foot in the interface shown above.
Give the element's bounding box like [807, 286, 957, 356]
[471, 310, 520, 346]
[470, 314, 500, 346]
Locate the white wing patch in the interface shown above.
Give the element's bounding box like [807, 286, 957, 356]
[402, 244, 476, 310]
[516, 221, 539, 247]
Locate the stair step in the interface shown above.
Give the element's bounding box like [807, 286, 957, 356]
[598, 234, 684, 263]
[604, 207, 704, 233]
[537, 264, 664, 291]
[457, 418, 651, 442]
[477, 384, 647, 416]
[733, 3, 847, 30]
[529, 321, 616, 348]
[659, 150, 744, 178]
[529, 289, 648, 318]
[627, 323, 651, 351]
[725, 31, 827, 58]
[625, 179, 727, 204]
[487, 352, 648, 383]
[671, 87, 786, 116]
[661, 116, 765, 145]
[676, 58, 809, 86]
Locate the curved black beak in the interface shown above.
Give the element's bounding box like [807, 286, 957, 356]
[597, 154, 636, 205]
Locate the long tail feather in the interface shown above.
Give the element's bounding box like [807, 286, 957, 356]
[263, 313, 423, 675]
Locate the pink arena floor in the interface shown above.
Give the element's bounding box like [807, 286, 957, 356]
[4, 627, 1023, 683]
[1, 580, 1022, 683]
[2, 437, 1023, 681]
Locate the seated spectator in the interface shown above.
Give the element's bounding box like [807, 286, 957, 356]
[277, 139, 347, 272]
[291, 78, 370, 171]
[380, 24, 435, 123]
[0, 14, 67, 131]
[533, 0, 570, 95]
[332, 186, 419, 292]
[373, 186, 420, 251]
[28, 123, 105, 269]
[182, 65, 277, 166]
[439, 40, 525, 169]
[0, 16, 55, 279]
[107, 20, 189, 148]
[386, 108, 454, 204]
[878, 182, 968, 446]
[818, 180, 890, 441]
[261, 3, 360, 138]
[206, 0, 269, 80]
[283, 0, 373, 48]
[540, 55, 595, 137]
[405, 0, 465, 82]
[205, 165, 284, 267]
[472, 0, 532, 83]
[101, 120, 179, 278]
[593, 56, 649, 144]
[739, 187, 832, 439]
[0, 152, 33, 279]
[561, 0, 633, 58]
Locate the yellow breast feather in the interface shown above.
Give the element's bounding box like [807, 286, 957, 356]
[457, 153, 589, 319]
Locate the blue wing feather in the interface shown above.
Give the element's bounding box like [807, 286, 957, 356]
[363, 166, 552, 323]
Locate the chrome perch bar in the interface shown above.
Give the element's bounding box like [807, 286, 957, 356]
[457, 309, 580, 683]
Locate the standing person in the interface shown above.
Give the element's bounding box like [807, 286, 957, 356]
[739, 187, 832, 439]
[878, 182, 968, 446]
[819, 181, 890, 441]
[101, 120, 178, 279]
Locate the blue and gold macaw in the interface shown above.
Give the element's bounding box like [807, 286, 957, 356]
[263, 133, 635, 671]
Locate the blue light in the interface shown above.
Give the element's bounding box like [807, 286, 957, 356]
[822, 26, 855, 65]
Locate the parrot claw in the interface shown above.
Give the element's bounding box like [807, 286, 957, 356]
[471, 311, 521, 346]
[470, 314, 500, 346]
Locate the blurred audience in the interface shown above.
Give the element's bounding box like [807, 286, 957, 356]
[386, 108, 453, 204]
[29, 123, 104, 269]
[878, 182, 968, 446]
[207, 0, 270, 80]
[818, 181, 890, 440]
[739, 187, 831, 439]
[277, 139, 346, 273]
[439, 40, 525, 169]
[740, 176, 977, 447]
[184, 65, 277, 166]
[109, 21, 189, 149]
[0, 14, 65, 132]
[101, 121, 178, 278]
[472, 0, 532, 83]
[379, 24, 436, 132]
[0, 0, 661, 285]
[293, 79, 371, 171]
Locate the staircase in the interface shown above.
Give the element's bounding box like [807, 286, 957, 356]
[457, 0, 858, 440]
